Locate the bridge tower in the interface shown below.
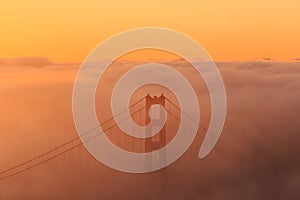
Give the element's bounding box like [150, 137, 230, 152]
[145, 94, 167, 168]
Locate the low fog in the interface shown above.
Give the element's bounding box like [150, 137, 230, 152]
[0, 57, 299, 199]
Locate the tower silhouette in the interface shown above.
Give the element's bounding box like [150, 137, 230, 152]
[145, 94, 167, 167]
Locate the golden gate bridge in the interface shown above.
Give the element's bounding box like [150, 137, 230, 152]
[0, 95, 210, 180]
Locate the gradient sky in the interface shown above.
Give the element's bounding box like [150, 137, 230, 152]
[1, 0, 299, 62]
[1, 1, 300, 198]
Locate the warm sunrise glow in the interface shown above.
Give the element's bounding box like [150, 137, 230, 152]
[1, 1, 300, 199]
[1, 0, 300, 62]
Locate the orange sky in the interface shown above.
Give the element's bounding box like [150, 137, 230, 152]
[0, 0, 299, 62]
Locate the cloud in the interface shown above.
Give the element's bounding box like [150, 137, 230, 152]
[291, 58, 300, 61]
[0, 58, 299, 199]
[261, 57, 276, 61]
[0, 56, 53, 67]
[0, 57, 80, 73]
